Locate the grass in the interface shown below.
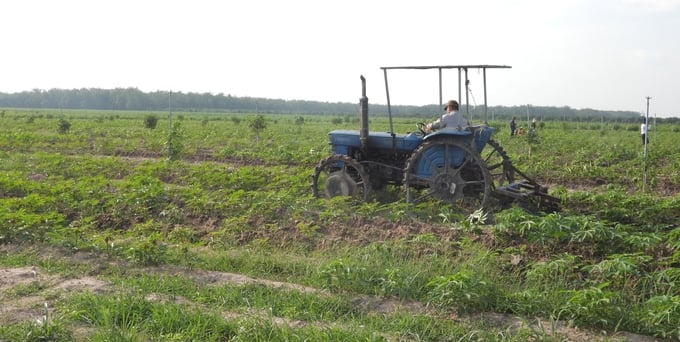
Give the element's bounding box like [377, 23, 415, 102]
[0, 109, 678, 340]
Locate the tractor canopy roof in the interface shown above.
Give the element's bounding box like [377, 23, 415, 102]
[380, 64, 511, 129]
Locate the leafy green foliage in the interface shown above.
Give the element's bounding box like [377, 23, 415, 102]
[249, 114, 267, 140]
[427, 270, 501, 313]
[144, 114, 158, 129]
[0, 110, 678, 339]
[0, 205, 65, 243]
[57, 118, 71, 133]
[165, 121, 184, 161]
[560, 283, 626, 329]
[638, 295, 680, 339]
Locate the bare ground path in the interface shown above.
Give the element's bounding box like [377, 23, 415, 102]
[0, 246, 666, 341]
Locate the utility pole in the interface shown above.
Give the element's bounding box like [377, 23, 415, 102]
[642, 96, 651, 192]
[168, 91, 172, 159]
[526, 104, 530, 128]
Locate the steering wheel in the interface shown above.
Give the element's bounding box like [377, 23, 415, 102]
[416, 122, 428, 135]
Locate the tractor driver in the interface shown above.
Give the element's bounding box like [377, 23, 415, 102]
[425, 100, 468, 133]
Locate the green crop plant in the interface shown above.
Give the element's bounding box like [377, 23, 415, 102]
[624, 232, 663, 253]
[585, 253, 652, 289]
[47, 222, 93, 252]
[57, 118, 71, 133]
[375, 267, 422, 298]
[525, 253, 580, 288]
[638, 295, 680, 339]
[560, 283, 627, 329]
[0, 207, 65, 244]
[165, 121, 184, 161]
[426, 269, 501, 313]
[501, 289, 549, 316]
[318, 259, 369, 292]
[641, 268, 680, 297]
[249, 114, 267, 141]
[121, 231, 169, 266]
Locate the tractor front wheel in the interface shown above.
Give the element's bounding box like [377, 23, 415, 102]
[312, 154, 370, 202]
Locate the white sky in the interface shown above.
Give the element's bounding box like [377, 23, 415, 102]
[2, 0, 679, 117]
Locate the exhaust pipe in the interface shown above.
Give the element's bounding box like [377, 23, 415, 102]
[359, 75, 369, 150]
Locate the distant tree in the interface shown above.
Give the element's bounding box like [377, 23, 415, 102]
[249, 114, 267, 140]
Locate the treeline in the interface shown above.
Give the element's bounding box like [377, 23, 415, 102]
[0, 88, 356, 115]
[0, 87, 673, 123]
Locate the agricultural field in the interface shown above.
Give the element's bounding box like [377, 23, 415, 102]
[0, 108, 678, 341]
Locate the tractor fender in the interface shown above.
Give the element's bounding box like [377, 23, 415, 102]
[422, 128, 472, 141]
[423, 126, 495, 153]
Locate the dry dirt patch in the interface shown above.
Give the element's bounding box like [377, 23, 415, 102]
[0, 266, 111, 326]
[0, 252, 666, 341]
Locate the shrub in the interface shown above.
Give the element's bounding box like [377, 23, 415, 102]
[57, 118, 71, 133]
[144, 114, 158, 129]
[249, 115, 267, 140]
[165, 122, 184, 161]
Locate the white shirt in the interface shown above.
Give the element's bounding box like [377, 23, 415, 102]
[641, 123, 648, 134]
[430, 110, 468, 131]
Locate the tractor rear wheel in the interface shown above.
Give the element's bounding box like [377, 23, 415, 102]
[404, 138, 492, 215]
[312, 154, 370, 201]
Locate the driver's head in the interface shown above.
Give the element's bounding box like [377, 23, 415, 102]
[444, 100, 459, 111]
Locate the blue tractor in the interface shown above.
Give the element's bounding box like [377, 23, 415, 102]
[312, 65, 559, 214]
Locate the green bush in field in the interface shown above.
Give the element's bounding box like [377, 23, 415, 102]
[57, 118, 71, 133]
[144, 114, 158, 129]
[249, 114, 267, 140]
[165, 121, 184, 161]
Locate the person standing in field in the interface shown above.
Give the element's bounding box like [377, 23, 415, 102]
[531, 118, 537, 130]
[426, 100, 468, 133]
[510, 117, 517, 136]
[641, 120, 648, 145]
